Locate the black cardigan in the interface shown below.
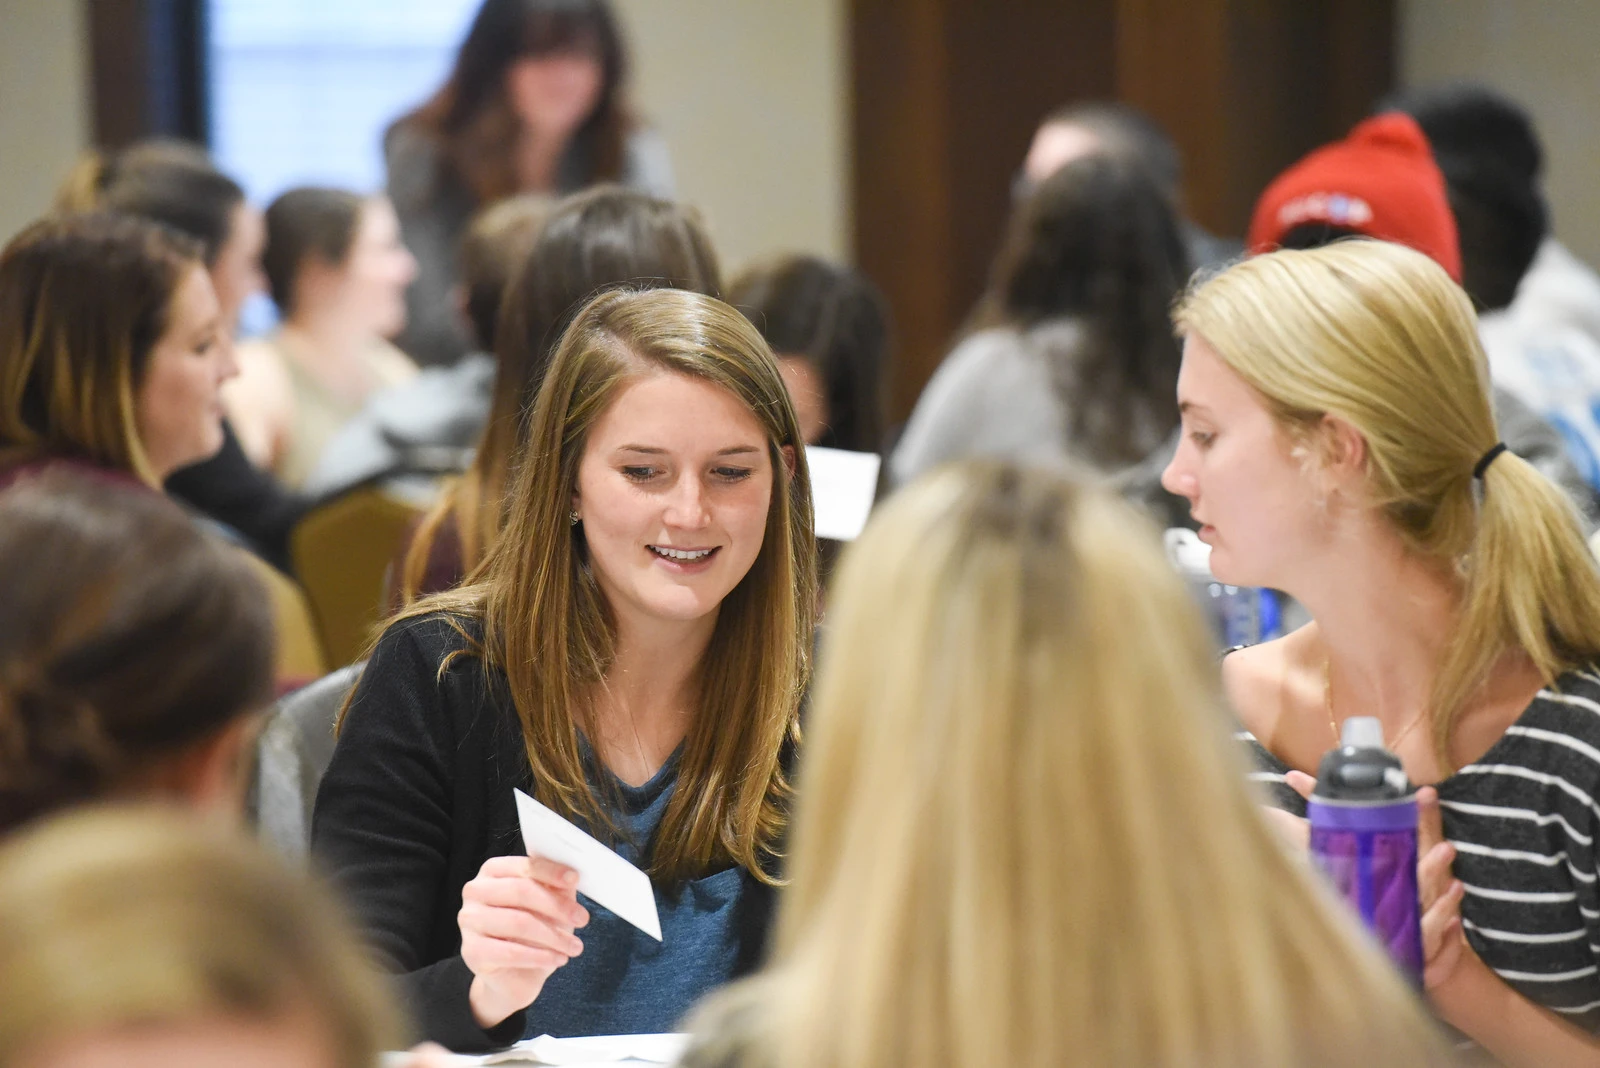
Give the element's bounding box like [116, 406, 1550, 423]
[310, 613, 779, 1051]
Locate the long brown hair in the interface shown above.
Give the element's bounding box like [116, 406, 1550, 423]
[390, 0, 630, 207]
[383, 287, 815, 887]
[399, 185, 722, 598]
[973, 154, 1189, 469]
[0, 213, 203, 484]
[0, 470, 275, 832]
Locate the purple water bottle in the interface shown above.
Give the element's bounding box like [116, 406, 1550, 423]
[1306, 717, 1423, 981]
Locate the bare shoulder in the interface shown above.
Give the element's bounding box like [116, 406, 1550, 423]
[1223, 625, 1328, 773]
[1222, 630, 1302, 740]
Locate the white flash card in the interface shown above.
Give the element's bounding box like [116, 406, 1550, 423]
[514, 788, 662, 941]
[806, 446, 881, 541]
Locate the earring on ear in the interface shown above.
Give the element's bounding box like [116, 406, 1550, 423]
[570, 511, 581, 526]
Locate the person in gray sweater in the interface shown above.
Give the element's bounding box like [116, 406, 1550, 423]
[891, 154, 1189, 488]
[383, 0, 674, 367]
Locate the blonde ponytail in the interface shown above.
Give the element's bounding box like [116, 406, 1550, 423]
[1177, 239, 1600, 770]
[1434, 446, 1600, 761]
[53, 150, 110, 214]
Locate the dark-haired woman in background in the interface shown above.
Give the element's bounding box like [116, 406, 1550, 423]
[727, 256, 891, 454]
[386, 0, 674, 366]
[395, 185, 719, 602]
[0, 471, 274, 833]
[889, 154, 1189, 487]
[56, 139, 309, 569]
[227, 187, 419, 489]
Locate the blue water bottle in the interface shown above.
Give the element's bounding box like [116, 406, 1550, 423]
[1163, 528, 1282, 647]
[1306, 716, 1424, 980]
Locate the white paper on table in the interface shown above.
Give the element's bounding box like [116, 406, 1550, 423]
[805, 446, 881, 541]
[485, 1033, 689, 1065]
[514, 788, 662, 941]
[382, 1032, 689, 1067]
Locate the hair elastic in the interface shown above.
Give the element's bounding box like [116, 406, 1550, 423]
[1473, 442, 1508, 481]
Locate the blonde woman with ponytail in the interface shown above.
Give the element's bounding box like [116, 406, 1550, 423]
[681, 460, 1449, 1068]
[1162, 239, 1600, 1065]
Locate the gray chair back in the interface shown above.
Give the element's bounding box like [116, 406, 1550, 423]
[252, 662, 364, 859]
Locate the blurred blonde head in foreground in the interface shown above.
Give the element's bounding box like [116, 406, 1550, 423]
[684, 460, 1450, 1068]
[0, 806, 403, 1068]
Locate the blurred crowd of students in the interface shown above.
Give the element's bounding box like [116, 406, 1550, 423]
[7, 0, 1600, 1065]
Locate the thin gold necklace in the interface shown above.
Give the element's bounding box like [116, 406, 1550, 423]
[1323, 659, 1428, 750]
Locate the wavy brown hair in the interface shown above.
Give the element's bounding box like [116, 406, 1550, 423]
[0, 213, 203, 485]
[389, 0, 630, 207]
[377, 287, 814, 887]
[399, 185, 721, 599]
[0, 470, 274, 832]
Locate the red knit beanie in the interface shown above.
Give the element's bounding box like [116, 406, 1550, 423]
[1247, 112, 1462, 282]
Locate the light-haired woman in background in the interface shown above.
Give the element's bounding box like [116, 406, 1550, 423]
[314, 288, 814, 1050]
[0, 807, 402, 1067]
[683, 460, 1449, 1068]
[1164, 240, 1600, 1064]
[226, 187, 419, 489]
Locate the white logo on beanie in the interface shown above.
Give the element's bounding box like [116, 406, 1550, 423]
[1277, 192, 1374, 230]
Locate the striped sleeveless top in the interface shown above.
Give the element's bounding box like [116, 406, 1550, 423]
[1240, 667, 1600, 1030]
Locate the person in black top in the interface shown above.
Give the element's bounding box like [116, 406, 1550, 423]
[1164, 240, 1600, 1062]
[313, 286, 816, 1051]
[56, 140, 308, 570]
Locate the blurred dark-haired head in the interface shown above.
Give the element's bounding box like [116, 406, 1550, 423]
[728, 255, 891, 454]
[1380, 84, 1549, 311]
[394, 0, 630, 205]
[1024, 101, 1182, 201]
[979, 155, 1189, 469]
[260, 188, 416, 338]
[55, 140, 263, 333]
[0, 470, 275, 832]
[260, 187, 365, 312]
[459, 193, 556, 351]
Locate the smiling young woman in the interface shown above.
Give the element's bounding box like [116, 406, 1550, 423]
[311, 286, 816, 1052]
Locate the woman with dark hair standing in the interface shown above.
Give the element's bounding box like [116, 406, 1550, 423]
[727, 256, 891, 454]
[889, 154, 1189, 487]
[57, 140, 309, 569]
[387, 0, 674, 366]
[395, 185, 720, 602]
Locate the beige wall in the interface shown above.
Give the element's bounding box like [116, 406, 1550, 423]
[0, 0, 89, 243]
[612, 0, 849, 275]
[1401, 0, 1600, 265]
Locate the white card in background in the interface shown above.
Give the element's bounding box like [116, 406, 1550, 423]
[514, 789, 662, 941]
[805, 446, 881, 541]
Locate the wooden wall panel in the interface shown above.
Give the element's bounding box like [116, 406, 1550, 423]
[853, 0, 1396, 423]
